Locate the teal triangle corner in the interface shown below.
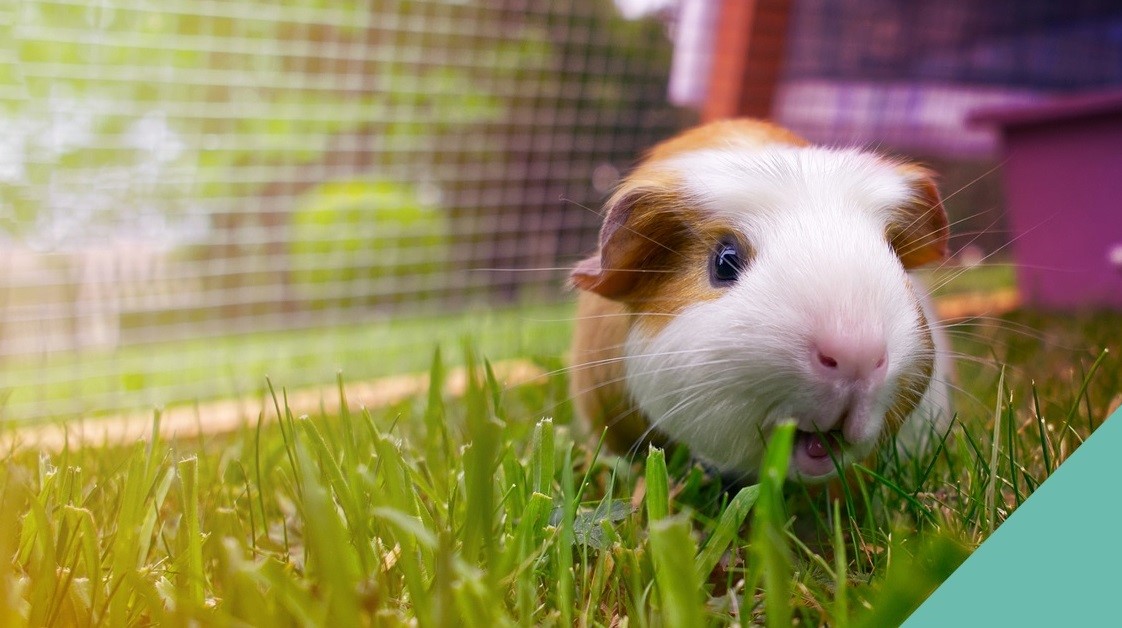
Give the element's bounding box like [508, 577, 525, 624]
[905, 404, 1122, 626]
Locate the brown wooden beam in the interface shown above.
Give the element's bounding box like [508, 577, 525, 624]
[702, 0, 792, 122]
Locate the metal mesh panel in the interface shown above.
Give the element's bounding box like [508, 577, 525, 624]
[1, 0, 684, 420]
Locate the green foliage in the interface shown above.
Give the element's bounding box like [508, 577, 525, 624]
[0, 0, 550, 236]
[288, 178, 450, 307]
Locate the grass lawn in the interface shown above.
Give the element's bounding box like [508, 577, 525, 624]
[0, 301, 577, 422]
[0, 302, 1118, 625]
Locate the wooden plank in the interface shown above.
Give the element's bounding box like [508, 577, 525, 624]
[702, 0, 793, 121]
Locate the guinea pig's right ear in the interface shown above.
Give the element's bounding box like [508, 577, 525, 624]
[890, 165, 950, 269]
[571, 185, 686, 300]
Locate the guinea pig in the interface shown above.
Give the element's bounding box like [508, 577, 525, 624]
[569, 118, 953, 482]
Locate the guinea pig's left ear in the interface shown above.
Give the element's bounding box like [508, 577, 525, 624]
[571, 254, 622, 296]
[890, 165, 950, 268]
[571, 185, 686, 299]
[570, 188, 649, 299]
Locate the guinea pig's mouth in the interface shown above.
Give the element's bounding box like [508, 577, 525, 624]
[791, 429, 848, 479]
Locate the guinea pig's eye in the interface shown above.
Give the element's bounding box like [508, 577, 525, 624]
[710, 239, 745, 285]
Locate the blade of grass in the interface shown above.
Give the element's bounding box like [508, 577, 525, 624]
[253, 411, 269, 557]
[483, 358, 507, 423]
[531, 418, 555, 495]
[423, 347, 452, 493]
[574, 428, 608, 505]
[695, 484, 759, 581]
[177, 456, 206, 609]
[851, 464, 935, 524]
[24, 488, 57, 627]
[645, 447, 669, 522]
[461, 343, 502, 567]
[833, 500, 848, 627]
[1031, 381, 1054, 476]
[747, 422, 796, 628]
[267, 379, 303, 501]
[368, 422, 433, 627]
[912, 416, 957, 497]
[557, 443, 575, 628]
[985, 366, 1006, 535]
[497, 491, 553, 582]
[296, 418, 373, 574]
[293, 440, 361, 626]
[63, 505, 101, 623]
[1057, 348, 1108, 449]
[649, 516, 705, 626]
[1005, 387, 1022, 506]
[335, 372, 360, 472]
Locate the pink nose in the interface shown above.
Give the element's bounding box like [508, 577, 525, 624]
[812, 332, 888, 384]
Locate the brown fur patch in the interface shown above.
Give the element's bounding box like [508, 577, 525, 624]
[570, 169, 685, 299]
[884, 296, 936, 435]
[644, 118, 808, 161]
[889, 163, 950, 268]
[569, 291, 670, 453]
[626, 223, 752, 337]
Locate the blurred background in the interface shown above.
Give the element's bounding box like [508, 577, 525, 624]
[2, 0, 1120, 422]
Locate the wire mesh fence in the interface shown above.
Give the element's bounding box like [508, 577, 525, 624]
[2, 0, 1119, 422]
[1, 0, 685, 420]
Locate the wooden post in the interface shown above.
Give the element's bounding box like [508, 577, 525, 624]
[702, 0, 792, 122]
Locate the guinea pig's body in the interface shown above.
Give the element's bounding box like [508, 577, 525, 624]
[569, 119, 953, 481]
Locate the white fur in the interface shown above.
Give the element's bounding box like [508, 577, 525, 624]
[623, 145, 952, 479]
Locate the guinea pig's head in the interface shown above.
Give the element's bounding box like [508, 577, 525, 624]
[572, 133, 949, 482]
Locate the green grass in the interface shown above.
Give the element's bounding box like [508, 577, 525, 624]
[0, 308, 1118, 626]
[0, 301, 576, 421]
[914, 262, 1016, 297]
